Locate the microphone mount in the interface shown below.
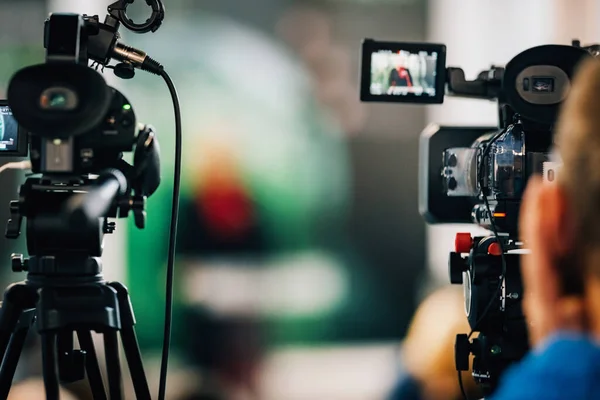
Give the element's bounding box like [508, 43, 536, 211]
[107, 0, 165, 34]
[68, 0, 165, 78]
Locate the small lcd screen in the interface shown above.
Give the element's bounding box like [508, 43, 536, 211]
[370, 49, 438, 97]
[360, 40, 446, 104]
[0, 105, 19, 152]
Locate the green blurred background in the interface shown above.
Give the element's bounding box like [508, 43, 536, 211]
[0, 0, 437, 398]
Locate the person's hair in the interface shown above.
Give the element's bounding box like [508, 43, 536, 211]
[555, 57, 600, 273]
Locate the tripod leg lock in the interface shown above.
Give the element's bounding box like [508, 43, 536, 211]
[108, 282, 136, 326]
[0, 283, 37, 331]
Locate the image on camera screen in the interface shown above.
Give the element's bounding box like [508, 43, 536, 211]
[0, 106, 18, 152]
[369, 49, 438, 97]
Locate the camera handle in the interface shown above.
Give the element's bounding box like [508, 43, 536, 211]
[446, 67, 504, 100]
[107, 0, 165, 33]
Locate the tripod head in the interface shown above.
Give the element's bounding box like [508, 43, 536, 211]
[5, 122, 160, 283]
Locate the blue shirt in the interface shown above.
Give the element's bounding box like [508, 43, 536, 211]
[388, 373, 422, 400]
[491, 334, 600, 400]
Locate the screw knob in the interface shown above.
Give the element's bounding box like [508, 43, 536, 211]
[11, 254, 27, 272]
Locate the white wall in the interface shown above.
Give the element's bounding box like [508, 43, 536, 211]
[553, 0, 600, 44]
[423, 0, 593, 287]
[47, 0, 127, 283]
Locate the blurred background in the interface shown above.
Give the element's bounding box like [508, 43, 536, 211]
[0, 0, 599, 399]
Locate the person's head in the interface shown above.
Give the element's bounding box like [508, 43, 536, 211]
[394, 52, 408, 69]
[519, 57, 600, 345]
[401, 285, 481, 400]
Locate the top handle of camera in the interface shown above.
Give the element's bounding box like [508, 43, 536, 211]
[446, 67, 504, 100]
[107, 0, 165, 34]
[445, 39, 600, 102]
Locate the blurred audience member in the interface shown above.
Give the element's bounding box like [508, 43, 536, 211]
[491, 59, 600, 399]
[178, 308, 263, 400]
[388, 286, 481, 400]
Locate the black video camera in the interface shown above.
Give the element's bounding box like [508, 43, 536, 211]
[5, 11, 162, 177]
[0, 2, 170, 397]
[2, 8, 167, 233]
[360, 38, 597, 395]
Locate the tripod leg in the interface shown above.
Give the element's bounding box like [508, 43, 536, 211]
[104, 331, 123, 400]
[77, 331, 107, 400]
[109, 282, 151, 400]
[119, 328, 152, 400]
[41, 332, 60, 400]
[0, 327, 29, 399]
[0, 283, 36, 364]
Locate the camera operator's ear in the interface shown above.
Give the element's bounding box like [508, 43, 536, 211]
[521, 177, 576, 262]
[520, 177, 586, 345]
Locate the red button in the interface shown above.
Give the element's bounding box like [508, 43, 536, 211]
[455, 233, 473, 253]
[488, 242, 502, 256]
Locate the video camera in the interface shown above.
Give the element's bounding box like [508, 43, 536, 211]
[2, 8, 164, 273]
[0, 1, 178, 398]
[360, 38, 597, 395]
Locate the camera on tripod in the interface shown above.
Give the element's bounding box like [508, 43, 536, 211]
[360, 38, 598, 395]
[0, 1, 170, 398]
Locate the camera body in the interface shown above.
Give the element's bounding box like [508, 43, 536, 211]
[3, 10, 162, 267]
[27, 87, 136, 175]
[6, 13, 141, 176]
[360, 38, 595, 394]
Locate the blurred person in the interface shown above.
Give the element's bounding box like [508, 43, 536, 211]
[388, 285, 481, 400]
[490, 58, 600, 399]
[178, 140, 266, 256]
[388, 52, 413, 91]
[176, 308, 263, 400]
[120, 10, 351, 352]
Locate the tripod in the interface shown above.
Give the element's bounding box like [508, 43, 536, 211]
[0, 175, 154, 400]
[0, 257, 152, 400]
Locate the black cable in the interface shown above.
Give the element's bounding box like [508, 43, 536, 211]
[157, 68, 182, 400]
